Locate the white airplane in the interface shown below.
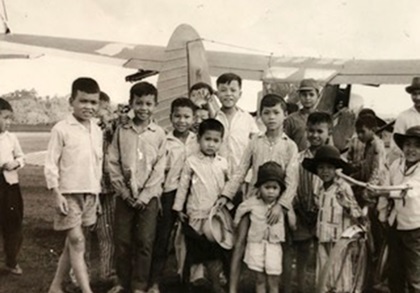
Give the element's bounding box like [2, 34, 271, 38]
[0, 16, 409, 158]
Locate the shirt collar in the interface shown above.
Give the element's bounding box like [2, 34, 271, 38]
[216, 107, 245, 118]
[66, 114, 95, 128]
[399, 159, 420, 176]
[122, 118, 157, 132]
[258, 131, 289, 140]
[167, 131, 196, 142]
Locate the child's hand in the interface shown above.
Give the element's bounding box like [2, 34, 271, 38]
[215, 196, 228, 209]
[287, 209, 297, 231]
[133, 198, 146, 211]
[53, 189, 69, 216]
[267, 204, 283, 225]
[177, 211, 189, 223]
[3, 160, 19, 171]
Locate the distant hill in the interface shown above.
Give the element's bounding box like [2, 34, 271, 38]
[1, 89, 71, 125]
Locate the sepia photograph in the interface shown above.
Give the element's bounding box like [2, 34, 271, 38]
[0, 0, 419, 292]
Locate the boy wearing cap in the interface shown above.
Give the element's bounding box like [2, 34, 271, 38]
[389, 77, 420, 163]
[302, 145, 363, 292]
[234, 161, 287, 293]
[378, 126, 420, 292]
[284, 78, 321, 151]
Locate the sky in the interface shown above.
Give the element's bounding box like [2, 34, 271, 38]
[1, 0, 419, 118]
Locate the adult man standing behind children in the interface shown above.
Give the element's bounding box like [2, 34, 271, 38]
[284, 79, 321, 151]
[45, 77, 103, 293]
[389, 77, 420, 163]
[214, 73, 260, 180]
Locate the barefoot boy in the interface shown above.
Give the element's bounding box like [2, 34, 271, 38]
[45, 77, 103, 293]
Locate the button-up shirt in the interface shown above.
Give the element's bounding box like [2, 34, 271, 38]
[215, 107, 260, 176]
[316, 178, 362, 242]
[173, 152, 228, 219]
[44, 115, 103, 194]
[234, 196, 285, 243]
[293, 148, 322, 240]
[222, 132, 299, 210]
[384, 159, 420, 230]
[107, 120, 166, 204]
[284, 109, 312, 152]
[163, 131, 199, 193]
[0, 131, 25, 184]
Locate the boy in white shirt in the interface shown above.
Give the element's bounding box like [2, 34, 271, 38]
[0, 98, 25, 275]
[45, 78, 103, 293]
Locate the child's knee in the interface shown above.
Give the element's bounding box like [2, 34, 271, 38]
[68, 233, 85, 253]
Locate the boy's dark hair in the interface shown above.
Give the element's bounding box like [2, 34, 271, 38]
[0, 98, 13, 112]
[189, 82, 214, 95]
[260, 94, 287, 113]
[307, 112, 333, 129]
[129, 82, 158, 104]
[170, 97, 197, 115]
[198, 118, 224, 138]
[355, 115, 377, 131]
[100, 91, 111, 103]
[216, 73, 242, 88]
[70, 77, 100, 101]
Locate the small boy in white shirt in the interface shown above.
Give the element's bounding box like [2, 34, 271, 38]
[234, 161, 287, 293]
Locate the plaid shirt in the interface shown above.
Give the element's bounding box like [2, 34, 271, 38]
[222, 132, 299, 210]
[316, 178, 362, 242]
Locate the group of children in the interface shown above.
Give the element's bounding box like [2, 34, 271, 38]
[1, 73, 420, 293]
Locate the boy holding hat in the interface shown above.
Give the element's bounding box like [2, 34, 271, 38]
[389, 77, 420, 163]
[284, 78, 321, 151]
[302, 145, 363, 292]
[378, 126, 420, 292]
[234, 161, 287, 293]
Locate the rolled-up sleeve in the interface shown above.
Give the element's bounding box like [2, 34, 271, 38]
[138, 136, 167, 204]
[278, 143, 299, 210]
[173, 161, 193, 212]
[107, 128, 131, 199]
[12, 134, 25, 168]
[221, 141, 253, 199]
[44, 127, 62, 190]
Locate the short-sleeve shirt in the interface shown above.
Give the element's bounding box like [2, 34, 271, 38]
[215, 107, 260, 176]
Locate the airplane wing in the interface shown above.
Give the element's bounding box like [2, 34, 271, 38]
[0, 33, 165, 69]
[208, 51, 420, 85]
[2, 28, 420, 85]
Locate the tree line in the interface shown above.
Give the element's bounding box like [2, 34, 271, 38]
[1, 89, 71, 125]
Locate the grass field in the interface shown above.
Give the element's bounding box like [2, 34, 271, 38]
[0, 133, 322, 293]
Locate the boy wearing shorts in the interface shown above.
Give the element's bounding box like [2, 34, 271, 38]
[45, 77, 103, 293]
